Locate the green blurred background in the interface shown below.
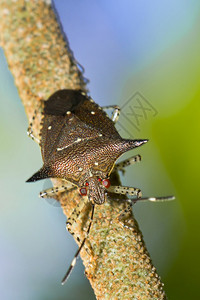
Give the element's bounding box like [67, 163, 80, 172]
[0, 1, 199, 299]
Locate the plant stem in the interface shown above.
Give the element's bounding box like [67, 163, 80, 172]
[0, 1, 167, 299]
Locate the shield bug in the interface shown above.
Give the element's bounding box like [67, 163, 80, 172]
[26, 89, 174, 283]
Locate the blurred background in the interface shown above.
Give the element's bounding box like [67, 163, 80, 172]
[0, 0, 200, 299]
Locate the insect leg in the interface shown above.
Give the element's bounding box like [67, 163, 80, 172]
[117, 200, 136, 230]
[114, 154, 141, 174]
[66, 197, 87, 235]
[102, 105, 121, 123]
[115, 195, 174, 230]
[27, 109, 41, 144]
[39, 182, 75, 198]
[118, 195, 174, 230]
[108, 185, 142, 198]
[66, 197, 93, 258]
[61, 204, 95, 285]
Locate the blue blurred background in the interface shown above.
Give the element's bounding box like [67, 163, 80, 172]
[0, 1, 200, 299]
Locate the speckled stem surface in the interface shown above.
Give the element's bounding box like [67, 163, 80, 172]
[0, 1, 167, 299]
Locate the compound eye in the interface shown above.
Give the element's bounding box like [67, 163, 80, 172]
[80, 187, 87, 196]
[98, 178, 102, 182]
[85, 181, 89, 186]
[102, 179, 111, 188]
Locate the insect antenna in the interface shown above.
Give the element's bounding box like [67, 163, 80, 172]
[132, 195, 175, 203]
[61, 204, 95, 285]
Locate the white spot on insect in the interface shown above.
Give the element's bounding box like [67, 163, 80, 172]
[91, 111, 95, 115]
[79, 167, 83, 171]
[89, 99, 94, 103]
[99, 133, 103, 137]
[57, 146, 68, 151]
[81, 91, 86, 96]
[57, 137, 82, 151]
[48, 126, 52, 130]
[66, 111, 71, 115]
[94, 162, 98, 166]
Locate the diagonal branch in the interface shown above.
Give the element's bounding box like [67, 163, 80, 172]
[0, 1, 166, 299]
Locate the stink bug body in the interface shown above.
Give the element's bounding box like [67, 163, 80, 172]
[27, 89, 147, 203]
[27, 89, 174, 283]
